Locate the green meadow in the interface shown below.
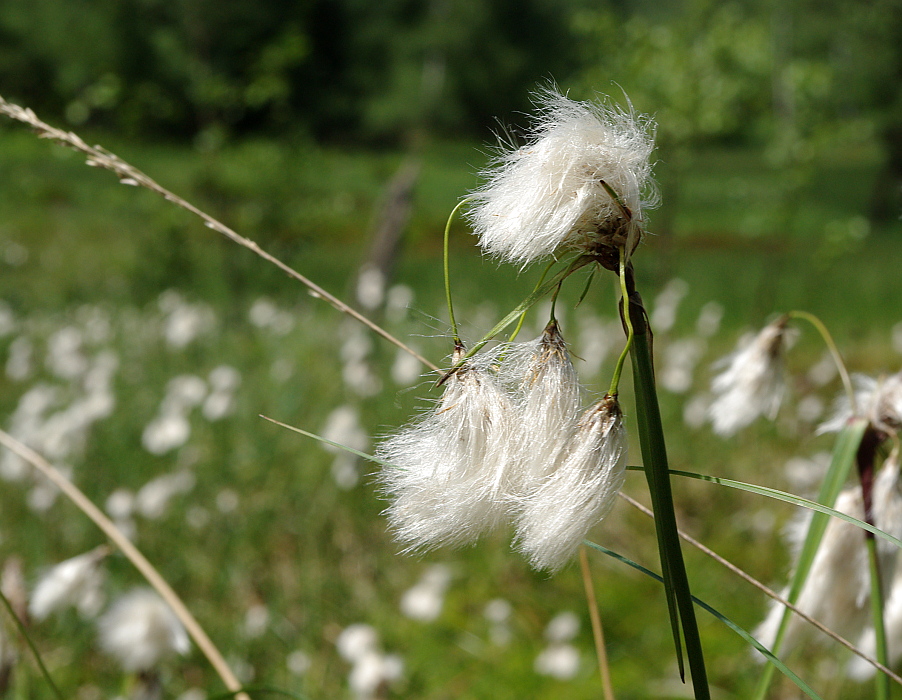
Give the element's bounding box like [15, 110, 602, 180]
[1, 122, 901, 699]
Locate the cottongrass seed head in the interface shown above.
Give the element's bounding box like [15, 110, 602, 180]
[376, 345, 516, 551]
[755, 451, 902, 657]
[503, 320, 583, 494]
[820, 371, 902, 435]
[98, 587, 190, 672]
[30, 546, 108, 621]
[515, 394, 627, 572]
[467, 87, 657, 267]
[708, 316, 792, 436]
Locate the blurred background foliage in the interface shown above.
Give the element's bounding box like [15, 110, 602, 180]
[2, 0, 901, 223]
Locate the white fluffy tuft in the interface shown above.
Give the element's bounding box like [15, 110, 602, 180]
[376, 345, 516, 550]
[515, 395, 627, 572]
[467, 88, 657, 266]
[755, 453, 902, 658]
[708, 318, 791, 436]
[98, 587, 190, 672]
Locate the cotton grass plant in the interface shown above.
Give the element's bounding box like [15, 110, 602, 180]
[1, 86, 901, 699]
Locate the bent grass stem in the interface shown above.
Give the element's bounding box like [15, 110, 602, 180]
[0, 429, 250, 700]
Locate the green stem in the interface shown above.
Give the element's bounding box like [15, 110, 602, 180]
[787, 310, 856, 414]
[443, 198, 472, 342]
[609, 246, 633, 396]
[0, 587, 63, 699]
[753, 418, 868, 699]
[625, 274, 709, 698]
[509, 259, 556, 342]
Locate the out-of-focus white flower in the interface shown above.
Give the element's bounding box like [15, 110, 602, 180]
[135, 471, 195, 519]
[6, 336, 32, 380]
[242, 603, 270, 639]
[707, 317, 792, 436]
[650, 278, 688, 333]
[385, 284, 414, 324]
[660, 337, 706, 394]
[30, 547, 108, 621]
[348, 651, 404, 700]
[534, 643, 580, 680]
[783, 452, 831, 494]
[755, 453, 902, 657]
[46, 326, 88, 380]
[399, 565, 452, 622]
[576, 315, 619, 378]
[215, 489, 239, 513]
[98, 588, 190, 672]
[545, 611, 580, 643]
[391, 346, 424, 386]
[484, 598, 514, 646]
[142, 412, 191, 455]
[506, 322, 582, 496]
[159, 291, 215, 349]
[820, 372, 902, 436]
[164, 375, 208, 411]
[336, 624, 379, 663]
[202, 366, 240, 421]
[515, 394, 627, 572]
[467, 88, 657, 267]
[696, 301, 724, 338]
[356, 265, 385, 311]
[286, 649, 311, 676]
[248, 297, 295, 335]
[378, 345, 515, 550]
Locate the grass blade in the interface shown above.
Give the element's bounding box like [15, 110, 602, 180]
[629, 310, 709, 697]
[584, 541, 823, 700]
[752, 417, 868, 699]
[624, 466, 902, 550]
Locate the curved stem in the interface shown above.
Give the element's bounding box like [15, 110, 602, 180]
[509, 259, 555, 342]
[0, 430, 249, 700]
[443, 198, 471, 343]
[788, 310, 856, 414]
[608, 246, 633, 396]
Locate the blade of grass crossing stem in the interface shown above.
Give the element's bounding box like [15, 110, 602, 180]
[625, 466, 902, 550]
[753, 418, 868, 700]
[584, 542, 823, 700]
[629, 323, 709, 698]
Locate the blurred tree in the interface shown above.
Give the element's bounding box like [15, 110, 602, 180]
[0, 0, 586, 142]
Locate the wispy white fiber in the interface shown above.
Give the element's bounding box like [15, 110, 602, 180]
[820, 372, 902, 435]
[98, 587, 190, 672]
[467, 88, 657, 266]
[707, 318, 791, 436]
[377, 346, 516, 550]
[754, 453, 902, 657]
[504, 321, 582, 495]
[515, 395, 627, 572]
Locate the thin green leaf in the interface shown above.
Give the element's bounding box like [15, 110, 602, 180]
[261, 416, 394, 467]
[752, 418, 868, 700]
[623, 465, 902, 550]
[583, 541, 823, 700]
[630, 325, 709, 697]
[0, 587, 63, 700]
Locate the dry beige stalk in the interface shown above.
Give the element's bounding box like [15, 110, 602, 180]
[0, 94, 439, 374]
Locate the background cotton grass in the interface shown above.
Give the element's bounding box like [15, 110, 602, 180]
[466, 88, 658, 266]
